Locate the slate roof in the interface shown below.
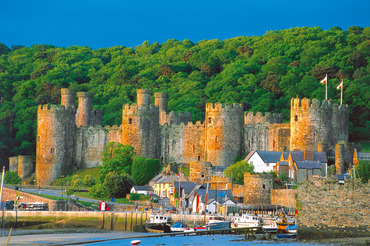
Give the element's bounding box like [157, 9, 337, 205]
[195, 189, 236, 204]
[290, 151, 305, 162]
[173, 181, 198, 195]
[295, 161, 322, 169]
[133, 186, 153, 191]
[278, 161, 289, 166]
[156, 175, 188, 184]
[213, 166, 228, 172]
[282, 151, 289, 160]
[313, 152, 328, 162]
[255, 151, 282, 163]
[358, 152, 370, 161]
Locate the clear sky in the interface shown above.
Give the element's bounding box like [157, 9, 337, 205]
[1, 0, 369, 50]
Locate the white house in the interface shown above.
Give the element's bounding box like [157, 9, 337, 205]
[191, 189, 236, 214]
[130, 186, 153, 195]
[245, 151, 282, 173]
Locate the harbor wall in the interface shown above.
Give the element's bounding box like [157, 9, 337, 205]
[297, 177, 370, 239]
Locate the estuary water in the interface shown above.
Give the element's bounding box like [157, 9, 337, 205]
[80, 234, 324, 246]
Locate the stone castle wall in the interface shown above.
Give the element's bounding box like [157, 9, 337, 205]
[183, 121, 206, 164]
[271, 189, 296, 208]
[268, 123, 290, 151]
[290, 98, 349, 152]
[244, 173, 274, 204]
[297, 177, 370, 239]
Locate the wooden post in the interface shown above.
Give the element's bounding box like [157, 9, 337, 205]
[130, 212, 133, 231]
[125, 213, 127, 231]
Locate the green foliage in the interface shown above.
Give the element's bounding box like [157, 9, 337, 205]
[4, 171, 22, 184]
[0, 27, 368, 165]
[129, 193, 141, 201]
[65, 187, 75, 196]
[71, 176, 83, 189]
[356, 161, 370, 183]
[225, 160, 254, 185]
[131, 156, 162, 185]
[88, 184, 108, 199]
[99, 142, 135, 182]
[83, 174, 96, 187]
[103, 171, 134, 198]
[278, 171, 289, 183]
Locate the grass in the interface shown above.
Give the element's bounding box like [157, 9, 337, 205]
[74, 191, 133, 204]
[359, 141, 370, 152]
[51, 167, 100, 186]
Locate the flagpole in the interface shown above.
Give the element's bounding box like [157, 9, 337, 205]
[340, 79, 343, 105]
[325, 74, 328, 100]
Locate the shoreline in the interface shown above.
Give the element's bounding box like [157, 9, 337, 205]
[0, 229, 369, 245]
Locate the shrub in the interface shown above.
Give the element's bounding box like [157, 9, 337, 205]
[103, 172, 134, 198]
[71, 176, 83, 189]
[83, 174, 96, 187]
[88, 184, 108, 199]
[4, 171, 22, 184]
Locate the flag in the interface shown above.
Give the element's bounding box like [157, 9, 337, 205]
[337, 81, 343, 90]
[320, 75, 327, 85]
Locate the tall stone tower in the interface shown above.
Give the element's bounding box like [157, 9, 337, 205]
[244, 173, 274, 205]
[35, 104, 76, 186]
[155, 92, 168, 126]
[61, 88, 76, 109]
[121, 89, 160, 159]
[205, 103, 244, 166]
[290, 98, 349, 151]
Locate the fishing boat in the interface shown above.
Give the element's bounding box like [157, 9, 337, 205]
[206, 215, 231, 230]
[145, 215, 172, 233]
[276, 213, 296, 233]
[233, 214, 262, 228]
[171, 222, 186, 232]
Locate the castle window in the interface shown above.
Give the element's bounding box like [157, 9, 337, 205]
[38, 136, 40, 142]
[201, 173, 205, 179]
[128, 118, 132, 124]
[50, 147, 55, 154]
[168, 145, 170, 153]
[208, 117, 212, 124]
[262, 184, 266, 189]
[198, 156, 200, 161]
[295, 115, 298, 121]
[192, 145, 195, 153]
[215, 136, 218, 143]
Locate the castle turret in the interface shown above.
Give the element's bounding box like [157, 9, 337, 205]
[121, 89, 159, 159]
[61, 88, 76, 109]
[137, 89, 152, 107]
[76, 92, 93, 127]
[205, 103, 244, 166]
[290, 98, 349, 151]
[244, 173, 274, 205]
[36, 105, 76, 186]
[154, 92, 168, 112]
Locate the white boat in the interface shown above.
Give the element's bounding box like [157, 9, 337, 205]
[233, 214, 261, 228]
[206, 216, 231, 230]
[171, 222, 186, 232]
[145, 215, 172, 233]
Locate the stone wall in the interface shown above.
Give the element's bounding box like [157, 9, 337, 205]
[271, 189, 296, 208]
[183, 121, 205, 164]
[297, 177, 370, 239]
[244, 173, 274, 204]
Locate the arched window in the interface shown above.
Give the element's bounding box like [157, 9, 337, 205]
[262, 184, 266, 189]
[198, 156, 201, 161]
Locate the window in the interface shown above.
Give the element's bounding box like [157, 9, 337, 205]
[128, 118, 132, 124]
[37, 136, 40, 142]
[262, 184, 266, 189]
[208, 117, 212, 124]
[198, 156, 200, 161]
[295, 115, 298, 121]
[215, 136, 218, 143]
[266, 163, 269, 167]
[50, 147, 55, 154]
[192, 145, 195, 153]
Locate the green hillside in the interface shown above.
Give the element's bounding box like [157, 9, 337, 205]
[0, 26, 369, 164]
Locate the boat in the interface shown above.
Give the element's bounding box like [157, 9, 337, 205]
[171, 222, 186, 232]
[276, 233, 297, 238]
[145, 215, 172, 233]
[286, 224, 297, 233]
[131, 240, 141, 245]
[206, 215, 231, 230]
[233, 214, 262, 228]
[276, 213, 296, 233]
[262, 216, 278, 233]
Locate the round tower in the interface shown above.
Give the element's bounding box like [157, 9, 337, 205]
[61, 88, 76, 109]
[205, 103, 243, 166]
[136, 89, 152, 107]
[76, 92, 93, 127]
[154, 92, 168, 112]
[290, 98, 348, 151]
[122, 102, 160, 159]
[36, 105, 76, 186]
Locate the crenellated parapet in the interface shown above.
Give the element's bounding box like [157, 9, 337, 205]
[290, 98, 349, 151]
[164, 111, 192, 125]
[244, 112, 282, 125]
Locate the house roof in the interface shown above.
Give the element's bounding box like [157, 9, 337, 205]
[244, 151, 256, 161]
[213, 166, 228, 172]
[282, 151, 289, 160]
[132, 186, 153, 191]
[156, 175, 187, 184]
[195, 189, 236, 204]
[358, 152, 370, 161]
[290, 151, 305, 162]
[256, 151, 282, 163]
[295, 161, 322, 169]
[173, 181, 198, 195]
[278, 161, 289, 166]
[290, 151, 327, 162]
[313, 152, 328, 162]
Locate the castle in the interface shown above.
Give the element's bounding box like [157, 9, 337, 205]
[11, 88, 349, 186]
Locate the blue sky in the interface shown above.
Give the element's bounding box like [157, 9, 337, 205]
[1, 0, 369, 50]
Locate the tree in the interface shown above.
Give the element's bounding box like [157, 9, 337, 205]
[103, 171, 134, 198]
[131, 156, 162, 185]
[88, 184, 108, 199]
[99, 142, 135, 181]
[4, 171, 22, 184]
[356, 161, 370, 183]
[225, 160, 254, 185]
[71, 176, 83, 189]
[83, 174, 96, 187]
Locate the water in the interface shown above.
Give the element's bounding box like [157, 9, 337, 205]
[81, 234, 324, 246]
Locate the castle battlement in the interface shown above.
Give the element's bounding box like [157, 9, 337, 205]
[186, 121, 204, 127]
[206, 102, 243, 110]
[244, 111, 272, 125]
[291, 98, 348, 112]
[122, 103, 158, 112]
[38, 104, 75, 114]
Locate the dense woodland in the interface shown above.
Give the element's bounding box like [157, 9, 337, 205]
[0, 26, 369, 165]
